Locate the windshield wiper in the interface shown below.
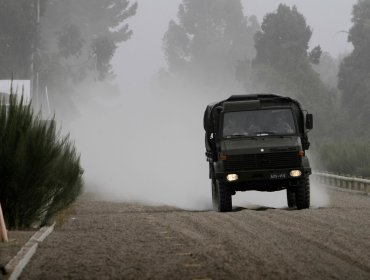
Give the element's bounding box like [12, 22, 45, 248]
[256, 132, 295, 138]
[225, 134, 257, 139]
[256, 131, 276, 136]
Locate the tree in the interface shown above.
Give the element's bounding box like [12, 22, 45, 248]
[33, 0, 137, 120]
[312, 51, 339, 88]
[308, 46, 322, 65]
[338, 0, 370, 134]
[253, 4, 319, 75]
[163, 0, 259, 88]
[239, 4, 338, 139]
[57, 24, 84, 59]
[91, 35, 117, 80]
[40, 0, 137, 80]
[0, 0, 47, 79]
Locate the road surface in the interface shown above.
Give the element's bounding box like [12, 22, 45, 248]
[21, 187, 370, 280]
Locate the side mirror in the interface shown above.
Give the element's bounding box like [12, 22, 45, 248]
[306, 113, 313, 130]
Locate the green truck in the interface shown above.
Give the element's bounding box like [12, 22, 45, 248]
[204, 94, 313, 212]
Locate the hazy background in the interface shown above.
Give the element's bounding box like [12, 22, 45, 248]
[4, 0, 362, 210]
[65, 0, 355, 209]
[113, 0, 356, 91]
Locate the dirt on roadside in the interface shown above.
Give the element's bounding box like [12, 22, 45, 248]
[13, 189, 370, 279]
[0, 231, 36, 279]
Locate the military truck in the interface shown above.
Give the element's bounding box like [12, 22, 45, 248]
[204, 94, 313, 212]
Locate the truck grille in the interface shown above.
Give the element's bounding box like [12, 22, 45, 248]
[224, 152, 301, 171]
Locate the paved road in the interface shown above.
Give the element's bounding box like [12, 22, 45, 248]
[21, 187, 370, 280]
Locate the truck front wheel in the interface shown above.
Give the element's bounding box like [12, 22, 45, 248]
[295, 176, 310, 209]
[212, 179, 232, 212]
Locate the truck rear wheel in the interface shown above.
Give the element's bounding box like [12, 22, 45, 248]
[286, 188, 296, 208]
[212, 180, 232, 212]
[295, 176, 310, 209]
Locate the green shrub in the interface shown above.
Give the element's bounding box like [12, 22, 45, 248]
[315, 139, 370, 179]
[0, 94, 83, 229]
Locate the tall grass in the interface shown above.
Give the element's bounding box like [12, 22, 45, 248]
[0, 94, 83, 229]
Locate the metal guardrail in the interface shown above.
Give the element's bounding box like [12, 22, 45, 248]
[312, 172, 370, 194]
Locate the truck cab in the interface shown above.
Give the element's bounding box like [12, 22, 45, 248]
[204, 94, 313, 212]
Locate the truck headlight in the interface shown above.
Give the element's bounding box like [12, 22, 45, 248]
[290, 170, 302, 177]
[226, 174, 239, 182]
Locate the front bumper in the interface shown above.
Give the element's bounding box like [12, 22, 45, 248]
[215, 167, 311, 183]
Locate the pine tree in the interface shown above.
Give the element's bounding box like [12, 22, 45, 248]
[163, 0, 259, 88]
[244, 4, 337, 139]
[338, 0, 370, 134]
[0, 0, 47, 79]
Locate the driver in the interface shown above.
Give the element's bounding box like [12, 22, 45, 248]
[275, 117, 294, 134]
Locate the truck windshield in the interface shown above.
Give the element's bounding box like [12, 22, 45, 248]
[223, 108, 296, 138]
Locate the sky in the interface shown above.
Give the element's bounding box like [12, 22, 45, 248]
[113, 0, 357, 90]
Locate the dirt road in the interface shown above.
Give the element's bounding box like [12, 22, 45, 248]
[20, 187, 370, 280]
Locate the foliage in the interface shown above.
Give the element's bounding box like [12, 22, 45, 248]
[0, 0, 47, 79]
[237, 4, 339, 140]
[163, 0, 260, 88]
[0, 0, 137, 120]
[40, 0, 137, 81]
[312, 52, 340, 88]
[28, 0, 138, 119]
[315, 139, 370, 178]
[91, 35, 117, 80]
[251, 4, 323, 77]
[246, 3, 369, 178]
[308, 46, 322, 65]
[253, 5, 316, 75]
[57, 24, 84, 59]
[0, 94, 83, 229]
[338, 0, 370, 136]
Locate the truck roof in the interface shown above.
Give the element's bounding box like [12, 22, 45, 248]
[204, 93, 304, 132]
[223, 94, 300, 105]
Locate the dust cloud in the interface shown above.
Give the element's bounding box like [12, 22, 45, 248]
[65, 80, 329, 211]
[57, 0, 330, 211]
[234, 183, 329, 209]
[67, 81, 222, 210]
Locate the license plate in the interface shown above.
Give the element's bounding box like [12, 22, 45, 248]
[270, 173, 287, 180]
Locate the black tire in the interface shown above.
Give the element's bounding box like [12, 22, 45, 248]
[295, 176, 310, 209]
[211, 179, 218, 210]
[213, 180, 232, 212]
[286, 188, 296, 208]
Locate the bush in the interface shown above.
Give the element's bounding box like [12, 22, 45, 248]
[0, 94, 83, 229]
[314, 139, 370, 179]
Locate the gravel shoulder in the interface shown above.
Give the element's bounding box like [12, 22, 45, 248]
[11, 187, 370, 279]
